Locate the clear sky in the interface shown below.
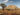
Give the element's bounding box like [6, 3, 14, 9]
[0, 0, 20, 8]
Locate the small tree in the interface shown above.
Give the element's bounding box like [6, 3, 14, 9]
[1, 3, 6, 11]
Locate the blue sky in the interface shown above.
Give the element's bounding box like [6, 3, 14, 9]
[0, 0, 20, 8]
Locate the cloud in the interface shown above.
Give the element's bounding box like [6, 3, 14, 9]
[2, 0, 8, 2]
[10, 1, 13, 3]
[0, 6, 2, 9]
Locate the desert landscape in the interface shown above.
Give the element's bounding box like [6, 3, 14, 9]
[0, 5, 20, 15]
